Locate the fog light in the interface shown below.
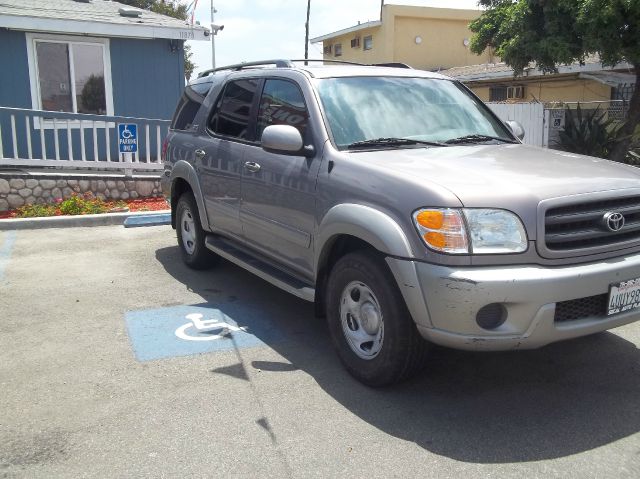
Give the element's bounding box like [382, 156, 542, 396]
[476, 303, 507, 330]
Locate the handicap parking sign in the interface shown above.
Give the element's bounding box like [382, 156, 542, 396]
[118, 123, 138, 153]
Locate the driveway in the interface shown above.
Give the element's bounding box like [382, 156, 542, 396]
[1, 226, 639, 478]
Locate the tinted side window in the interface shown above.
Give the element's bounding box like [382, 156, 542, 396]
[171, 81, 212, 130]
[257, 79, 309, 140]
[209, 79, 259, 139]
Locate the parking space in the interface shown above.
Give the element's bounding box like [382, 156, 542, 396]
[1, 226, 639, 478]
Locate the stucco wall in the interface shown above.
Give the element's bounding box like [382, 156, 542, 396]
[470, 78, 611, 104]
[321, 26, 386, 65]
[319, 5, 491, 69]
[392, 17, 490, 70]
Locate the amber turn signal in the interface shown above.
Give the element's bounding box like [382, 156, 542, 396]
[416, 210, 444, 229]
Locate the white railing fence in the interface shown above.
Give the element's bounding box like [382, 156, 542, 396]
[0, 107, 170, 172]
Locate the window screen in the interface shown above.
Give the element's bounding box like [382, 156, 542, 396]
[489, 86, 508, 102]
[209, 79, 259, 139]
[256, 79, 309, 140]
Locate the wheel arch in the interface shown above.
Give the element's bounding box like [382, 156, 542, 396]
[170, 160, 209, 230]
[313, 204, 415, 317]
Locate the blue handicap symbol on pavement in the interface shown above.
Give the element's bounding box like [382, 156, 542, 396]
[125, 303, 279, 362]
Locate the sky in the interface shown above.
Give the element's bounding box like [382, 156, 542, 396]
[186, 0, 481, 76]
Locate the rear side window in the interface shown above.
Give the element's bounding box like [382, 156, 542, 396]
[208, 79, 260, 139]
[256, 79, 309, 140]
[171, 81, 212, 130]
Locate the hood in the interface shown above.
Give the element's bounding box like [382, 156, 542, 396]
[348, 143, 640, 235]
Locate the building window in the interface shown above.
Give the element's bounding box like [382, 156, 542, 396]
[27, 33, 113, 116]
[350, 37, 360, 48]
[334, 44, 342, 57]
[323, 44, 332, 55]
[363, 36, 373, 51]
[612, 83, 635, 102]
[489, 86, 508, 101]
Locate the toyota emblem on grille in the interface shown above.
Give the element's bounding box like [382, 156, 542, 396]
[603, 211, 625, 232]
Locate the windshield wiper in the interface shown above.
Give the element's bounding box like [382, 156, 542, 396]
[444, 134, 517, 145]
[347, 137, 447, 149]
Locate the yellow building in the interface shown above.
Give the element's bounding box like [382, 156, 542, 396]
[310, 4, 494, 71]
[440, 58, 636, 105]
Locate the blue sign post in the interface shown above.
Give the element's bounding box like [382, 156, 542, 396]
[118, 123, 138, 154]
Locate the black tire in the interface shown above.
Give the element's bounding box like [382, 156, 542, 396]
[326, 251, 428, 387]
[175, 192, 218, 270]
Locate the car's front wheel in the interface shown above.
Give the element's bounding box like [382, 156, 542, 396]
[326, 252, 428, 387]
[175, 192, 218, 270]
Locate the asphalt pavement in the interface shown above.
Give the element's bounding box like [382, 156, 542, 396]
[1, 225, 639, 478]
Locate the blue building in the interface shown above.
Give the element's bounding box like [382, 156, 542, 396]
[0, 0, 208, 168]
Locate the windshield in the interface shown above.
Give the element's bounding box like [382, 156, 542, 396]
[316, 76, 514, 149]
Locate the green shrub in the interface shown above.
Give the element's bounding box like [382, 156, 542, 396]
[14, 203, 57, 218]
[556, 103, 639, 162]
[58, 194, 108, 215]
[556, 104, 617, 159]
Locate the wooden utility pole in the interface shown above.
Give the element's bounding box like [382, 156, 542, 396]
[304, 0, 311, 65]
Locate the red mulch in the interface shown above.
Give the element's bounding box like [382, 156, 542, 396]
[0, 196, 169, 219]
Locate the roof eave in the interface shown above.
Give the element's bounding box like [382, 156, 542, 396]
[449, 61, 633, 82]
[310, 21, 382, 44]
[0, 14, 210, 41]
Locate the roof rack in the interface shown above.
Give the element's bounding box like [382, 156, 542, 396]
[197, 59, 294, 78]
[197, 58, 411, 78]
[372, 62, 412, 69]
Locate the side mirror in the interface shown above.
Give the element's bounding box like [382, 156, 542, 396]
[261, 125, 314, 157]
[505, 120, 525, 141]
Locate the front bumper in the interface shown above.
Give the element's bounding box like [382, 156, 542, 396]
[386, 253, 640, 351]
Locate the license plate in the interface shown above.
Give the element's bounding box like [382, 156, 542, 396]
[607, 278, 640, 315]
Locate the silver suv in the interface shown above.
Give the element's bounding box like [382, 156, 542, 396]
[162, 60, 640, 386]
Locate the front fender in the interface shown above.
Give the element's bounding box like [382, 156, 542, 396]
[171, 160, 209, 231]
[315, 204, 432, 328]
[315, 204, 415, 270]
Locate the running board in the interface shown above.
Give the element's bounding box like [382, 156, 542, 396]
[205, 235, 315, 302]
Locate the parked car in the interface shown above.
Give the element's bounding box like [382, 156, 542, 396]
[162, 60, 640, 386]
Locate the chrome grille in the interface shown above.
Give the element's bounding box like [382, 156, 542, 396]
[544, 196, 640, 251]
[554, 294, 608, 322]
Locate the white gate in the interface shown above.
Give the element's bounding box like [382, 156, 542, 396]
[487, 102, 545, 147]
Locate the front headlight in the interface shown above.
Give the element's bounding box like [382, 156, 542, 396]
[463, 209, 527, 253]
[413, 208, 527, 254]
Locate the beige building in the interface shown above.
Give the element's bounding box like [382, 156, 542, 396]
[310, 4, 493, 71]
[440, 57, 636, 105]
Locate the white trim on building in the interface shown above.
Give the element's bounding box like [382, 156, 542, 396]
[1, 15, 208, 41]
[310, 21, 382, 44]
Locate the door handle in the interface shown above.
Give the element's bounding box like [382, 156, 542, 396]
[244, 161, 261, 173]
[194, 148, 206, 159]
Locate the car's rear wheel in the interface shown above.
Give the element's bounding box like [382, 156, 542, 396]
[326, 251, 428, 387]
[176, 192, 218, 269]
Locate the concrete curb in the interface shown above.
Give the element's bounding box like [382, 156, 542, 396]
[0, 210, 171, 230]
